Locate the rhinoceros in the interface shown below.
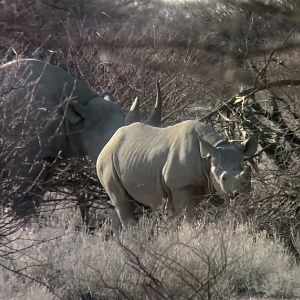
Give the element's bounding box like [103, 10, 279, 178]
[96, 120, 258, 228]
[0, 58, 162, 217]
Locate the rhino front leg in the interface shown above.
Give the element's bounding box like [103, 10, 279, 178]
[114, 200, 138, 229]
[171, 186, 200, 221]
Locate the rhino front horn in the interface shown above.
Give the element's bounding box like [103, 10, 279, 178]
[145, 80, 162, 127]
[125, 97, 141, 125]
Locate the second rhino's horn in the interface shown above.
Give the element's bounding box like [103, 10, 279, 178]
[124, 97, 141, 125]
[145, 80, 162, 127]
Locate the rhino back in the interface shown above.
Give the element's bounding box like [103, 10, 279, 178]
[0, 59, 97, 108]
[0, 59, 98, 178]
[0, 59, 98, 147]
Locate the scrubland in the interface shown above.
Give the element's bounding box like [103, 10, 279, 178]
[1, 208, 300, 300]
[1, 0, 300, 299]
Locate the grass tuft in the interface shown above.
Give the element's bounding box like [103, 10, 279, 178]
[1, 209, 299, 299]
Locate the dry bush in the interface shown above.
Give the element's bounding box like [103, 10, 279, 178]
[199, 49, 300, 259]
[1, 212, 300, 299]
[1, 1, 300, 296]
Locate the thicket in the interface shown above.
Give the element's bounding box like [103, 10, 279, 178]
[1, 1, 300, 299]
[2, 210, 300, 299]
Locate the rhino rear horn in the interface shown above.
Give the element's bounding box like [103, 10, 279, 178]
[145, 80, 162, 127]
[125, 97, 141, 125]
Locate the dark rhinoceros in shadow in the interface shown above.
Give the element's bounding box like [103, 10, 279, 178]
[0, 59, 162, 218]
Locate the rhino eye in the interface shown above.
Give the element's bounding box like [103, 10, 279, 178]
[222, 174, 227, 181]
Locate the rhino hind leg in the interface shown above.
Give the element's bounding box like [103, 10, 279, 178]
[101, 173, 137, 228]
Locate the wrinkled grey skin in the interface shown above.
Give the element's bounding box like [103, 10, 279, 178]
[97, 120, 258, 228]
[1, 59, 161, 216]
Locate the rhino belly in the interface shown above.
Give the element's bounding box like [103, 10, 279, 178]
[121, 174, 165, 209]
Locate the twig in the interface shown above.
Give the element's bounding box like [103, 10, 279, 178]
[200, 79, 300, 121]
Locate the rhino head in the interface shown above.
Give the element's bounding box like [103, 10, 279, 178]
[56, 80, 163, 162]
[200, 137, 258, 199]
[61, 96, 125, 162]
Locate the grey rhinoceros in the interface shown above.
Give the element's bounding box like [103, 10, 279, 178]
[96, 120, 258, 228]
[0, 59, 162, 217]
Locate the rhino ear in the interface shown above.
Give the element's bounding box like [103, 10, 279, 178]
[199, 137, 218, 159]
[242, 136, 258, 158]
[65, 101, 93, 127]
[101, 92, 115, 102]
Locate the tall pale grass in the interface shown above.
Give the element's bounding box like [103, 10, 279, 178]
[1, 208, 300, 299]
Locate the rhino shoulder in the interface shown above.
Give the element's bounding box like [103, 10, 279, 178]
[172, 120, 215, 139]
[171, 120, 199, 133]
[111, 122, 159, 149]
[122, 121, 150, 132]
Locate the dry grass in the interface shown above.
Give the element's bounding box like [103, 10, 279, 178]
[1, 208, 300, 300]
[1, 1, 300, 299]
